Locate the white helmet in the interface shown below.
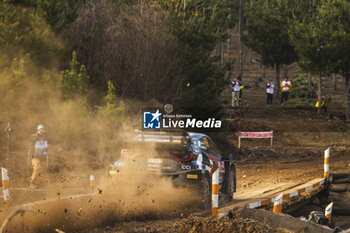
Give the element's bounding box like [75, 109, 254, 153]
[37, 124, 45, 132]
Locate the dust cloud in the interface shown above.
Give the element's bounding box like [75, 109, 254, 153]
[3, 163, 201, 232]
[0, 51, 202, 232]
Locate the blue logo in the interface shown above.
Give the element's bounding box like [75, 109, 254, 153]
[143, 110, 162, 129]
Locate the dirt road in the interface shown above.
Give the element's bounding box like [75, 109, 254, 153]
[1, 147, 349, 232]
[74, 146, 350, 233]
[1, 113, 350, 232]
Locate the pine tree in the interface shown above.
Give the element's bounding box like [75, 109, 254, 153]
[243, 0, 309, 98]
[0, 3, 59, 67]
[158, 0, 238, 118]
[59, 51, 89, 99]
[289, 0, 350, 116]
[9, 0, 83, 32]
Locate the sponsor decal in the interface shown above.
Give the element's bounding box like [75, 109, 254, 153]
[187, 174, 198, 179]
[109, 170, 117, 175]
[181, 164, 192, 170]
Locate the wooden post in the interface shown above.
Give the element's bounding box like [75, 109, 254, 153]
[238, 137, 241, 149]
[270, 136, 273, 148]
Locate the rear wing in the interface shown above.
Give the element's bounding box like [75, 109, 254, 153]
[135, 134, 186, 143]
[133, 129, 189, 144]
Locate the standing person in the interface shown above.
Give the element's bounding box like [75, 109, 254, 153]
[232, 77, 243, 107]
[28, 124, 48, 188]
[280, 77, 292, 104]
[237, 76, 244, 104]
[315, 94, 328, 112]
[266, 81, 274, 105]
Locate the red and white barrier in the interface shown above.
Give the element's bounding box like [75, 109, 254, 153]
[212, 167, 219, 216]
[248, 178, 325, 210]
[325, 202, 333, 224]
[1, 168, 10, 207]
[324, 148, 330, 177]
[217, 147, 331, 217]
[273, 194, 283, 213]
[237, 131, 273, 149]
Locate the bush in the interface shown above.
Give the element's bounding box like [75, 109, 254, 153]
[290, 73, 318, 99]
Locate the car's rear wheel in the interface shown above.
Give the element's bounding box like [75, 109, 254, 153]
[228, 169, 235, 201]
[200, 176, 211, 209]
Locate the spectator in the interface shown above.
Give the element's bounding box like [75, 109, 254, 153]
[232, 77, 243, 107]
[266, 81, 274, 105]
[237, 76, 244, 104]
[315, 94, 328, 112]
[280, 77, 292, 104]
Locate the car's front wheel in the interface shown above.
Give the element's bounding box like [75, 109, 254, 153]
[200, 176, 211, 209]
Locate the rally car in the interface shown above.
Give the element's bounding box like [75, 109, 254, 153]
[108, 130, 236, 209]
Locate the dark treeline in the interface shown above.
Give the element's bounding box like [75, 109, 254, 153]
[2, 0, 350, 119]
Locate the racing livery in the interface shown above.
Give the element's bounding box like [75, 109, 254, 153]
[108, 130, 236, 208]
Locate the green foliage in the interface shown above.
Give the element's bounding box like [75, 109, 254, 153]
[316, 0, 350, 76]
[0, 54, 52, 94]
[0, 55, 30, 102]
[158, 0, 238, 118]
[289, 0, 350, 76]
[290, 74, 317, 99]
[0, 3, 61, 68]
[105, 80, 117, 104]
[288, 0, 350, 117]
[58, 51, 89, 99]
[289, 1, 335, 75]
[8, 0, 83, 32]
[243, 0, 306, 67]
[97, 81, 125, 131]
